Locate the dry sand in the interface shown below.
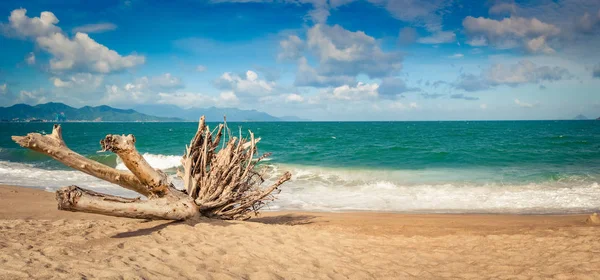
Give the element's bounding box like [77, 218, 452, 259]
[0, 185, 599, 279]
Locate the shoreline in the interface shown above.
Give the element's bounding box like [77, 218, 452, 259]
[1, 184, 600, 279]
[5, 184, 600, 216]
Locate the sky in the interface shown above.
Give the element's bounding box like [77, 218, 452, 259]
[0, 0, 599, 121]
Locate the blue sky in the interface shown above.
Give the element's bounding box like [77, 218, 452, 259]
[0, 0, 599, 120]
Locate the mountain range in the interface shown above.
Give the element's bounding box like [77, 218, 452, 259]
[132, 104, 309, 121]
[0, 102, 308, 122]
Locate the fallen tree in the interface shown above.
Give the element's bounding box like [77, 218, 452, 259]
[12, 117, 291, 220]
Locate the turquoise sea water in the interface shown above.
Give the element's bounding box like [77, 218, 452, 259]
[1, 121, 599, 213]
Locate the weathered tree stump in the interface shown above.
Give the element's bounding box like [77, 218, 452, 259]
[12, 117, 291, 220]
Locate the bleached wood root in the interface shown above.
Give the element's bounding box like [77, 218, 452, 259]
[56, 186, 198, 220]
[11, 124, 151, 197]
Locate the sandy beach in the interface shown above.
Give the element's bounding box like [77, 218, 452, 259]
[0, 185, 599, 279]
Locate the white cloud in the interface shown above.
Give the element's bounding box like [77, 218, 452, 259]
[26, 52, 35, 65]
[150, 73, 183, 89]
[417, 31, 456, 44]
[463, 16, 560, 54]
[102, 73, 184, 105]
[448, 53, 464, 59]
[294, 57, 355, 87]
[1, 9, 60, 38]
[16, 89, 48, 104]
[214, 70, 275, 97]
[51, 73, 103, 89]
[480, 104, 487, 109]
[196, 65, 207, 72]
[455, 60, 571, 92]
[409, 102, 418, 109]
[325, 82, 379, 101]
[1, 9, 144, 73]
[0, 83, 6, 94]
[278, 35, 305, 61]
[72, 23, 117, 34]
[286, 93, 305, 103]
[294, 24, 401, 86]
[219, 91, 239, 103]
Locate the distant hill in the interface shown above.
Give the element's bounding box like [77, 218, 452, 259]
[574, 114, 589, 120]
[0, 102, 181, 122]
[133, 104, 308, 122]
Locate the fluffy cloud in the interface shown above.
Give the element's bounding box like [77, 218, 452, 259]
[72, 23, 117, 34]
[455, 60, 571, 92]
[289, 24, 401, 87]
[278, 35, 304, 61]
[103, 73, 184, 105]
[286, 93, 305, 103]
[1, 9, 60, 38]
[463, 16, 560, 54]
[214, 70, 276, 97]
[150, 73, 184, 90]
[1, 9, 144, 73]
[0, 83, 7, 94]
[294, 57, 355, 87]
[324, 82, 379, 101]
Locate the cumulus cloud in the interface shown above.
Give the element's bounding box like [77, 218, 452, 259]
[463, 16, 560, 54]
[72, 23, 117, 34]
[455, 60, 571, 92]
[294, 57, 355, 87]
[278, 35, 304, 61]
[103, 73, 184, 105]
[301, 24, 402, 82]
[323, 82, 379, 101]
[1, 9, 144, 73]
[286, 93, 305, 103]
[150, 73, 184, 90]
[214, 70, 276, 97]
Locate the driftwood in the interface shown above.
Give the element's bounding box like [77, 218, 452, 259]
[12, 117, 291, 220]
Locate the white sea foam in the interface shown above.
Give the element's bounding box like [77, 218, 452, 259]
[1, 161, 599, 213]
[115, 153, 182, 170]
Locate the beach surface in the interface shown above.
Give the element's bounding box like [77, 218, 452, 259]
[1, 185, 599, 280]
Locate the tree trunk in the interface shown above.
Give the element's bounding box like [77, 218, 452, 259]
[12, 118, 291, 221]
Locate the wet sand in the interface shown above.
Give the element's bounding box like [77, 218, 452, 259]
[1, 185, 599, 279]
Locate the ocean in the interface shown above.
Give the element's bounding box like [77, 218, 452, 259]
[1, 121, 599, 214]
